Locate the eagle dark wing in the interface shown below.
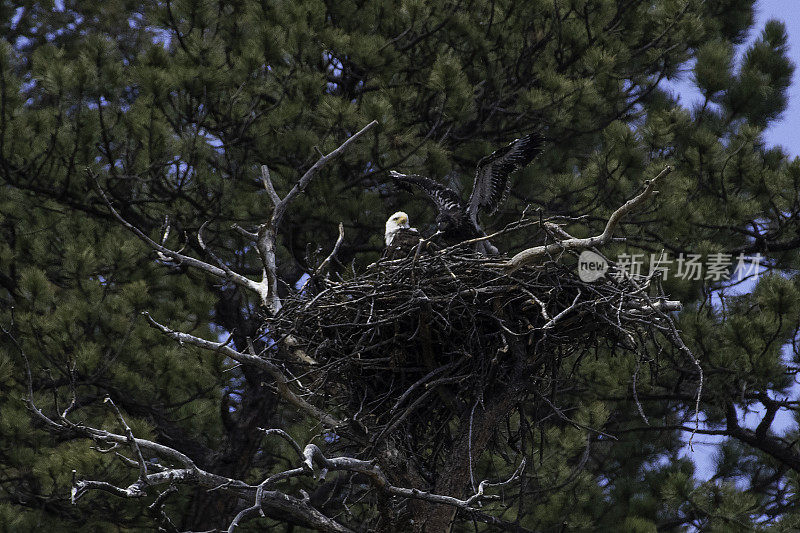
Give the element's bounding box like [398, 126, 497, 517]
[389, 171, 464, 216]
[467, 132, 544, 224]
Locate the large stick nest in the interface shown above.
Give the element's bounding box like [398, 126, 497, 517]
[273, 245, 681, 440]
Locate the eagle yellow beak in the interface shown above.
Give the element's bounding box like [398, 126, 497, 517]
[397, 214, 408, 225]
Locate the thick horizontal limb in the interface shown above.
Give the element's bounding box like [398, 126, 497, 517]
[301, 444, 522, 509]
[66, 422, 522, 533]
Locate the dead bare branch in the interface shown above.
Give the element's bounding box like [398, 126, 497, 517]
[91, 173, 271, 302]
[257, 120, 377, 314]
[142, 312, 340, 428]
[260, 164, 281, 207]
[506, 165, 673, 270]
[104, 396, 148, 483]
[300, 222, 345, 293]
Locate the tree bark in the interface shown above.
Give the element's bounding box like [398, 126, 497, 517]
[420, 378, 526, 532]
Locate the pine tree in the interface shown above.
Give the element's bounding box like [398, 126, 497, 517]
[1, 0, 799, 531]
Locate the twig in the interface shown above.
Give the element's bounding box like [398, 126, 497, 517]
[259, 428, 305, 462]
[300, 222, 345, 293]
[542, 290, 582, 329]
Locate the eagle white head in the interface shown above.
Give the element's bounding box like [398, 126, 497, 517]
[385, 211, 411, 246]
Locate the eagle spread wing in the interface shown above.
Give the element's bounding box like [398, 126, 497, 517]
[389, 171, 464, 217]
[467, 132, 544, 224]
[388, 131, 544, 256]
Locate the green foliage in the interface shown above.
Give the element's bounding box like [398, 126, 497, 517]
[695, 41, 734, 97]
[726, 20, 794, 126]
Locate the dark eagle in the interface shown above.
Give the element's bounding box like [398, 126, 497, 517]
[389, 132, 543, 255]
[383, 211, 421, 259]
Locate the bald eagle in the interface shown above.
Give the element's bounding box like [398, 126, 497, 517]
[389, 132, 543, 255]
[384, 211, 421, 259]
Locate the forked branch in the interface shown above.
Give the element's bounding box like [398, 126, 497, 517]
[506, 165, 673, 270]
[92, 120, 378, 314]
[257, 121, 378, 313]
